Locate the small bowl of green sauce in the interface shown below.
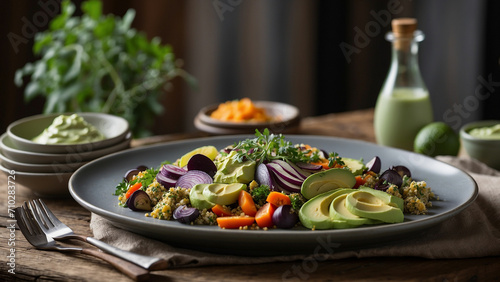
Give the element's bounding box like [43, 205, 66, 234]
[460, 120, 500, 170]
[7, 113, 129, 154]
[2, 113, 131, 197]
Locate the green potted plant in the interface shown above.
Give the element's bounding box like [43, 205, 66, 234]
[15, 0, 195, 137]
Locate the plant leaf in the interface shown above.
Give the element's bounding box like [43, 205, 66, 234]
[33, 34, 53, 54]
[25, 82, 42, 101]
[81, 0, 102, 20]
[63, 47, 82, 83]
[50, 0, 74, 30]
[14, 67, 28, 86]
[121, 9, 136, 31]
[44, 90, 61, 113]
[94, 15, 115, 38]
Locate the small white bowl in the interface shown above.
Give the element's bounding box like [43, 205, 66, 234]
[0, 163, 72, 197]
[7, 112, 129, 154]
[0, 151, 87, 173]
[460, 120, 500, 170]
[0, 132, 131, 164]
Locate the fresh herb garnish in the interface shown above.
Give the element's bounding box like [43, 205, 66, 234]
[289, 193, 306, 211]
[327, 152, 345, 167]
[233, 129, 313, 165]
[114, 181, 129, 196]
[250, 184, 271, 206]
[114, 166, 159, 196]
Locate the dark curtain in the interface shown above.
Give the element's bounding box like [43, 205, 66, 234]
[1, 1, 46, 133]
[1, 0, 498, 135]
[483, 0, 500, 120]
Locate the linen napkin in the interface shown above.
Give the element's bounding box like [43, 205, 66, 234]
[90, 156, 500, 268]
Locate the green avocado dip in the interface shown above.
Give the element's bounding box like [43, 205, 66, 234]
[468, 124, 500, 140]
[213, 150, 256, 184]
[32, 114, 105, 144]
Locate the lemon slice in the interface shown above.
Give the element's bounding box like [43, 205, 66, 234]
[179, 146, 218, 167]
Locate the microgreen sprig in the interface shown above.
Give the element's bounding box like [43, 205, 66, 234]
[114, 166, 159, 196]
[328, 152, 345, 167]
[232, 129, 313, 165]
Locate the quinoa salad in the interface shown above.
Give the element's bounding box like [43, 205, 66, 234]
[114, 129, 437, 230]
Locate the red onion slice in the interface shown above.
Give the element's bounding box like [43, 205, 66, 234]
[255, 163, 276, 190]
[267, 167, 301, 193]
[365, 156, 381, 174]
[186, 154, 217, 177]
[378, 169, 403, 188]
[124, 169, 140, 182]
[269, 160, 308, 180]
[173, 205, 200, 224]
[272, 205, 298, 229]
[160, 164, 187, 179]
[266, 163, 304, 186]
[295, 162, 322, 171]
[156, 172, 177, 188]
[390, 165, 411, 178]
[126, 190, 152, 211]
[176, 170, 213, 189]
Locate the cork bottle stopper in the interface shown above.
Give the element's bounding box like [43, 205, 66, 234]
[391, 18, 417, 49]
[392, 18, 417, 37]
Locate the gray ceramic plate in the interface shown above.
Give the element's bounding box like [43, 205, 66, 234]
[69, 135, 478, 256]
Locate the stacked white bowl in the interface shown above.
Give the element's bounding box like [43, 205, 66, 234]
[1, 113, 131, 197]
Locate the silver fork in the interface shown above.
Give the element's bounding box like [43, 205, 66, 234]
[29, 199, 168, 271]
[15, 204, 150, 281]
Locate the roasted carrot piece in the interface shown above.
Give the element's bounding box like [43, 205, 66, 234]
[212, 204, 233, 217]
[125, 182, 142, 199]
[353, 175, 366, 189]
[210, 98, 271, 122]
[266, 191, 291, 207]
[217, 216, 255, 229]
[311, 160, 330, 170]
[353, 174, 373, 189]
[238, 190, 257, 216]
[255, 202, 276, 228]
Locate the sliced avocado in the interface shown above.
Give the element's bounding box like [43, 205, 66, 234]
[341, 158, 365, 175]
[301, 168, 356, 199]
[189, 184, 215, 210]
[329, 193, 379, 226]
[345, 189, 404, 223]
[202, 183, 247, 206]
[358, 186, 404, 211]
[299, 188, 353, 229]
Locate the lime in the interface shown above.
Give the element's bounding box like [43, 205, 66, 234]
[179, 146, 218, 167]
[414, 122, 460, 157]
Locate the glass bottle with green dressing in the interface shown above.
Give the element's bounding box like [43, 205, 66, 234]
[374, 18, 433, 151]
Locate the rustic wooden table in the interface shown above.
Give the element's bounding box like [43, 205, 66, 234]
[1, 109, 499, 281]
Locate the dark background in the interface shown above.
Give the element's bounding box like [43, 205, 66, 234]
[1, 0, 499, 136]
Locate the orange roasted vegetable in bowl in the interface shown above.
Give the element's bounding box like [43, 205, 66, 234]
[194, 98, 301, 135]
[210, 98, 274, 123]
